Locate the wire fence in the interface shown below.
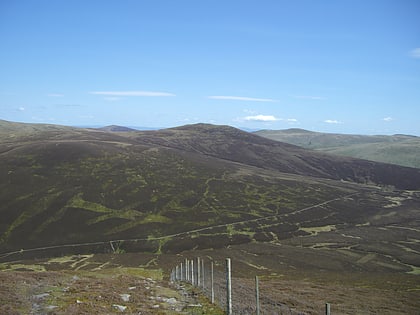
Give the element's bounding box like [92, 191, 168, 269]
[170, 257, 331, 315]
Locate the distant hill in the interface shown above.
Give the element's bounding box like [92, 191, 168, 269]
[255, 128, 420, 169]
[97, 125, 138, 132]
[1, 120, 420, 265]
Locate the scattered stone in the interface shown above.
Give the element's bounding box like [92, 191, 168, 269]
[128, 286, 136, 290]
[45, 305, 58, 310]
[120, 293, 131, 302]
[165, 297, 177, 304]
[32, 293, 50, 300]
[76, 299, 83, 304]
[113, 304, 127, 312]
[146, 278, 156, 284]
[152, 304, 160, 308]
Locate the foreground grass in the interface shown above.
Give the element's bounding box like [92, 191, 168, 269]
[0, 253, 228, 314]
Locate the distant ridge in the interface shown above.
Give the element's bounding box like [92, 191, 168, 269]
[255, 128, 420, 169]
[97, 125, 137, 132]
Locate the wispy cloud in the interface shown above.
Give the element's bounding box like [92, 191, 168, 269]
[286, 118, 298, 123]
[54, 104, 83, 107]
[324, 119, 341, 124]
[293, 95, 326, 100]
[244, 114, 279, 122]
[18, 107, 25, 111]
[383, 117, 393, 122]
[47, 93, 64, 97]
[208, 95, 276, 102]
[103, 97, 121, 102]
[90, 91, 176, 97]
[409, 48, 420, 58]
[244, 109, 257, 114]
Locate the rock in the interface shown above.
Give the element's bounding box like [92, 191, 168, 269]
[165, 297, 177, 304]
[120, 294, 130, 302]
[113, 304, 127, 312]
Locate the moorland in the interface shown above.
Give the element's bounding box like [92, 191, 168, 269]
[0, 119, 419, 314]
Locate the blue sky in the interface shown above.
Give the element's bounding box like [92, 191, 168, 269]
[1, 0, 419, 135]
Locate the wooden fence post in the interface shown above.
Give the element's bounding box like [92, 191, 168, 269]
[185, 259, 189, 282]
[201, 258, 205, 289]
[255, 275, 260, 315]
[191, 259, 194, 285]
[326, 302, 331, 315]
[226, 258, 232, 315]
[211, 261, 215, 304]
[197, 257, 201, 287]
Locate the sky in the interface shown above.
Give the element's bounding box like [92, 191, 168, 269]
[1, 0, 420, 135]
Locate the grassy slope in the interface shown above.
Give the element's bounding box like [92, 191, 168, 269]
[320, 139, 420, 168]
[255, 128, 417, 149]
[256, 129, 420, 168]
[255, 128, 420, 168]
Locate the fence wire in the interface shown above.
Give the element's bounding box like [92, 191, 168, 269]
[171, 257, 298, 315]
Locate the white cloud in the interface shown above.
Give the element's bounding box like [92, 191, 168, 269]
[324, 119, 341, 124]
[293, 95, 326, 100]
[18, 107, 25, 111]
[208, 95, 276, 102]
[409, 48, 420, 58]
[383, 117, 393, 122]
[245, 114, 279, 122]
[286, 118, 298, 122]
[90, 91, 176, 97]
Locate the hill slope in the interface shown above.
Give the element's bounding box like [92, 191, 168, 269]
[0, 121, 420, 260]
[255, 128, 420, 168]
